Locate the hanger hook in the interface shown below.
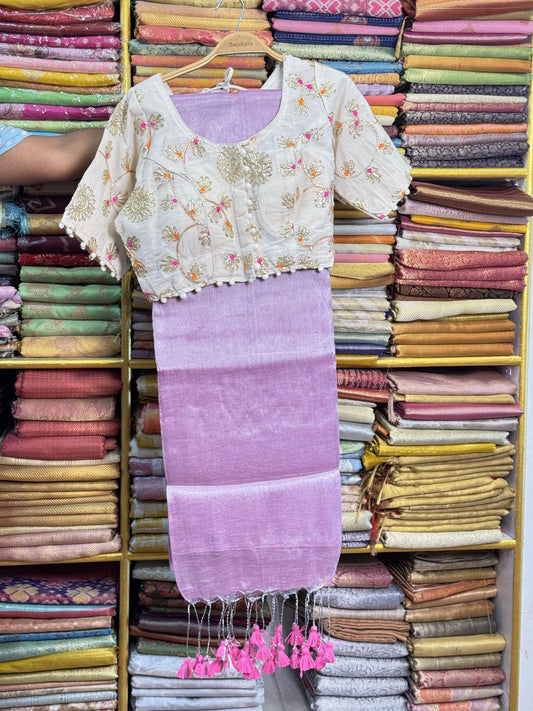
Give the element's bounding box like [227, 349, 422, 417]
[214, 0, 246, 31]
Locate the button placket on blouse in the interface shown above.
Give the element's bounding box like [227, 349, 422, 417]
[239, 142, 263, 280]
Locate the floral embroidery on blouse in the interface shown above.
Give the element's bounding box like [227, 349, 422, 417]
[61, 55, 410, 302]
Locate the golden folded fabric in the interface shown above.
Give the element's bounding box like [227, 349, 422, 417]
[383, 445, 514, 466]
[349, 73, 400, 85]
[0, 493, 118, 504]
[135, 1, 266, 17]
[380, 476, 510, 501]
[403, 55, 531, 74]
[0, 480, 118, 493]
[312, 606, 405, 620]
[407, 633, 506, 658]
[131, 517, 168, 534]
[0, 67, 119, 88]
[404, 599, 494, 623]
[0, 648, 117, 673]
[136, 12, 270, 29]
[371, 106, 399, 116]
[330, 275, 394, 289]
[334, 235, 396, 244]
[0, 463, 119, 482]
[27, 215, 63, 235]
[410, 652, 503, 671]
[331, 263, 394, 279]
[0, 514, 117, 527]
[392, 319, 515, 335]
[393, 331, 515, 345]
[20, 335, 121, 358]
[410, 215, 527, 233]
[0, 664, 118, 685]
[393, 344, 515, 357]
[362, 438, 495, 469]
[382, 519, 502, 532]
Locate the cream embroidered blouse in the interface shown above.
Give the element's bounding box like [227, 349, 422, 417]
[61, 55, 410, 302]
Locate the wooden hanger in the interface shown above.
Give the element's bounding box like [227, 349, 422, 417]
[161, 0, 283, 83]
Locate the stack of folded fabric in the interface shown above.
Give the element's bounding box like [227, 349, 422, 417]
[301, 555, 409, 711]
[337, 368, 388, 550]
[332, 209, 396, 356]
[382, 550, 507, 711]
[129, 372, 168, 555]
[263, 0, 405, 149]
[0, 285, 21, 357]
[0, 368, 121, 560]
[0, 0, 121, 135]
[0, 199, 25, 286]
[0, 563, 118, 709]
[399, 0, 532, 168]
[360, 367, 518, 550]
[131, 280, 154, 360]
[16, 194, 121, 358]
[389, 180, 533, 357]
[129, 561, 265, 711]
[130, 0, 270, 94]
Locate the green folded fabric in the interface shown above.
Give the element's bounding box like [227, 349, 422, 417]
[402, 43, 532, 60]
[403, 68, 532, 86]
[0, 633, 116, 662]
[0, 87, 121, 106]
[20, 267, 118, 285]
[22, 303, 121, 321]
[21, 319, 121, 337]
[19, 283, 121, 305]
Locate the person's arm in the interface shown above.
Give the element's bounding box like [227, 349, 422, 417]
[0, 127, 104, 185]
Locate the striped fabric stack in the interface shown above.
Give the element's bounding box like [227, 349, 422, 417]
[301, 556, 410, 711]
[361, 367, 518, 550]
[16, 186, 121, 359]
[383, 550, 507, 711]
[263, 0, 405, 151]
[130, 0, 270, 94]
[131, 280, 154, 360]
[389, 180, 532, 358]
[0, 564, 118, 710]
[332, 209, 396, 357]
[337, 368, 388, 550]
[0, 0, 121, 136]
[129, 561, 265, 711]
[129, 372, 168, 556]
[0, 368, 121, 561]
[399, 0, 532, 168]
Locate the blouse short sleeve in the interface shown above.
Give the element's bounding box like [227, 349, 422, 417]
[60, 89, 144, 281]
[316, 62, 410, 220]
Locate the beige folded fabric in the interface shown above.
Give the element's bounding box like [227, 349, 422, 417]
[312, 606, 405, 620]
[404, 599, 495, 623]
[324, 617, 410, 643]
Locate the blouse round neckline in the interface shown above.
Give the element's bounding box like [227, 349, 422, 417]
[152, 56, 289, 148]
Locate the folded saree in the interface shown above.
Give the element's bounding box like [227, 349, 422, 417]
[407, 634, 505, 658]
[409, 181, 533, 216]
[394, 402, 522, 419]
[403, 68, 531, 86]
[402, 0, 533, 20]
[13, 397, 116, 422]
[18, 283, 120, 304]
[15, 420, 120, 438]
[272, 18, 400, 34]
[1, 434, 114, 461]
[410, 618, 497, 639]
[391, 299, 516, 321]
[408, 684, 504, 703]
[136, 25, 273, 45]
[412, 668, 505, 688]
[403, 55, 531, 74]
[402, 43, 532, 59]
[0, 66, 119, 87]
[21, 320, 121, 337]
[271, 42, 396, 61]
[19, 334, 121, 358]
[262, 0, 403, 15]
[381, 530, 503, 548]
[323, 617, 410, 643]
[0, 647, 117, 673]
[409, 653, 502, 672]
[21, 303, 120, 321]
[303, 671, 408, 696]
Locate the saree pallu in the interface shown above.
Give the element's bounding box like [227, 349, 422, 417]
[136, 25, 273, 46]
[263, 0, 402, 14]
[0, 33, 121, 50]
[153, 270, 341, 603]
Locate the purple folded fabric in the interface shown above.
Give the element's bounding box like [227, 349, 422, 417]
[153, 270, 341, 603]
[0, 32, 121, 49]
[272, 18, 399, 33]
[411, 19, 533, 34]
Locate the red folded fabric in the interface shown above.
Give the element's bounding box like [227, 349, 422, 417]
[15, 419, 121, 438]
[395, 402, 523, 420]
[18, 253, 97, 267]
[15, 369, 121, 398]
[1, 433, 115, 460]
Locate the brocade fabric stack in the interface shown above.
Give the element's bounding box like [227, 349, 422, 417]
[131, 281, 155, 359]
[383, 550, 506, 711]
[332, 211, 396, 356]
[0, 564, 118, 709]
[389, 180, 533, 357]
[129, 561, 265, 711]
[129, 372, 168, 555]
[0, 200, 25, 357]
[17, 187, 122, 358]
[399, 0, 532, 168]
[337, 368, 388, 549]
[0, 368, 121, 561]
[0, 0, 121, 135]
[263, 0, 405, 150]
[130, 0, 270, 94]
[301, 556, 409, 711]
[361, 367, 518, 549]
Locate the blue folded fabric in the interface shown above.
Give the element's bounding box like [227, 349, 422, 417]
[322, 60, 403, 73]
[335, 343, 387, 354]
[273, 31, 398, 47]
[340, 458, 362, 473]
[0, 627, 113, 643]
